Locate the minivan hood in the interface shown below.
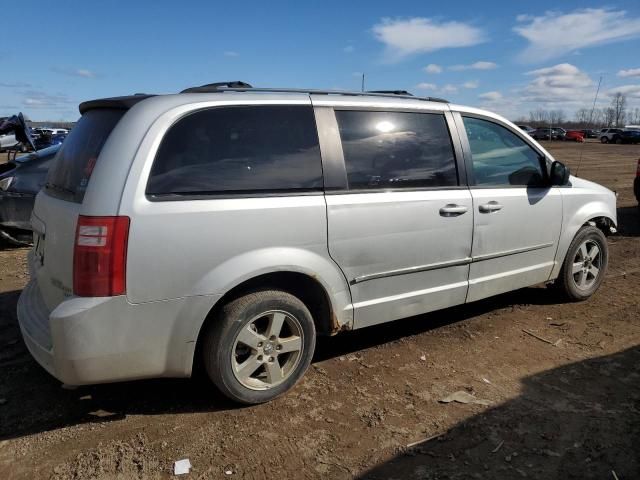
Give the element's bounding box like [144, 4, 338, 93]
[0, 113, 36, 151]
[569, 175, 615, 196]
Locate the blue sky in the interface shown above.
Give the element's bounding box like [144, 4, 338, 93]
[1, 0, 640, 121]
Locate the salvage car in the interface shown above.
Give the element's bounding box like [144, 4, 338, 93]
[0, 145, 60, 245]
[565, 130, 585, 142]
[532, 127, 566, 141]
[581, 129, 598, 139]
[610, 129, 640, 145]
[17, 82, 617, 404]
[635, 158, 640, 205]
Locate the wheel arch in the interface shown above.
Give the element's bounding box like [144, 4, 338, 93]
[549, 200, 616, 280]
[186, 248, 353, 376]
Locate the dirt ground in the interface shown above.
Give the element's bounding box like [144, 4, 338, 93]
[0, 141, 639, 479]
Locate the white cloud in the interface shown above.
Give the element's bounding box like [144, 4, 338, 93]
[607, 84, 640, 99]
[75, 69, 95, 78]
[416, 82, 437, 90]
[479, 91, 503, 101]
[223, 51, 239, 57]
[462, 80, 479, 89]
[424, 63, 443, 74]
[618, 68, 640, 78]
[440, 84, 458, 94]
[52, 67, 96, 78]
[521, 63, 593, 104]
[373, 17, 485, 60]
[21, 90, 74, 109]
[0, 81, 31, 88]
[449, 61, 497, 71]
[514, 8, 640, 62]
[343, 45, 355, 53]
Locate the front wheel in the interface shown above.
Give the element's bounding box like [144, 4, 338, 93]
[202, 290, 316, 404]
[554, 226, 608, 301]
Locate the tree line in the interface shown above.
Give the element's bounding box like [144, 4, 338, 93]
[514, 93, 640, 129]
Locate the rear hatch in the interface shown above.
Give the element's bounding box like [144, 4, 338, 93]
[31, 109, 125, 311]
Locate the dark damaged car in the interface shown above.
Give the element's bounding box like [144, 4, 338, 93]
[0, 113, 61, 245]
[0, 145, 60, 244]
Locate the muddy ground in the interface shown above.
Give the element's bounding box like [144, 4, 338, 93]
[0, 141, 639, 479]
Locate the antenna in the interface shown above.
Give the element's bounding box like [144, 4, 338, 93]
[575, 75, 602, 177]
[361, 73, 365, 92]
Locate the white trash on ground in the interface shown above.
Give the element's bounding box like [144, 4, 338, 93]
[174, 459, 192, 475]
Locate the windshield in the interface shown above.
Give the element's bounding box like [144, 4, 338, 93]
[45, 109, 124, 203]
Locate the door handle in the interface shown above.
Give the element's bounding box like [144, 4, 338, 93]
[479, 201, 503, 213]
[439, 204, 468, 217]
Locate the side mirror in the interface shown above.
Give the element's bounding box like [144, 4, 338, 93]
[549, 160, 570, 186]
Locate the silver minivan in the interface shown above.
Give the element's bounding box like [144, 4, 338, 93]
[18, 83, 617, 403]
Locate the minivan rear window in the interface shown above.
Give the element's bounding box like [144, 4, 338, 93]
[45, 109, 124, 203]
[146, 105, 323, 197]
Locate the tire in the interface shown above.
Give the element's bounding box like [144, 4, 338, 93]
[554, 226, 608, 301]
[600, 137, 608, 144]
[615, 137, 623, 145]
[202, 289, 316, 404]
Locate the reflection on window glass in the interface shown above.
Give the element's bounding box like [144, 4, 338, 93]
[45, 109, 124, 203]
[335, 111, 458, 190]
[147, 106, 323, 195]
[462, 117, 545, 186]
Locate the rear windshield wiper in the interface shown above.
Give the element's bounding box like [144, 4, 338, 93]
[45, 182, 76, 196]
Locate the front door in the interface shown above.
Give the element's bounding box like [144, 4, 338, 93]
[458, 115, 562, 302]
[322, 108, 474, 328]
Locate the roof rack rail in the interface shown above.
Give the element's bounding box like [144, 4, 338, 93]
[181, 81, 253, 93]
[179, 83, 449, 103]
[366, 90, 413, 96]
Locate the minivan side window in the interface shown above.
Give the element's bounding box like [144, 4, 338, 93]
[147, 106, 323, 196]
[334, 110, 458, 190]
[462, 116, 545, 187]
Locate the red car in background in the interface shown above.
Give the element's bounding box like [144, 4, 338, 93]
[565, 130, 585, 142]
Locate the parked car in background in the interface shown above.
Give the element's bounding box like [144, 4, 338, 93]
[610, 129, 640, 145]
[34, 132, 66, 150]
[17, 82, 617, 404]
[32, 127, 68, 136]
[600, 128, 624, 143]
[0, 114, 35, 153]
[0, 145, 61, 244]
[518, 125, 535, 135]
[635, 158, 640, 205]
[581, 129, 598, 138]
[532, 128, 551, 140]
[0, 133, 20, 151]
[532, 127, 566, 141]
[565, 130, 585, 142]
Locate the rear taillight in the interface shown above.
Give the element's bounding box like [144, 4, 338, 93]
[73, 216, 130, 297]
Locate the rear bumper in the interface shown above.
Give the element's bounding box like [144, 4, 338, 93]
[17, 278, 219, 385]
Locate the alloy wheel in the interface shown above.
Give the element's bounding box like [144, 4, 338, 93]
[231, 310, 304, 390]
[571, 239, 602, 290]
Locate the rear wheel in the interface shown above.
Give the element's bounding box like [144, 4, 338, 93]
[554, 226, 608, 301]
[600, 137, 608, 144]
[615, 136, 623, 145]
[202, 290, 316, 404]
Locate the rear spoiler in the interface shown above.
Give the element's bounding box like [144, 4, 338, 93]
[79, 94, 156, 115]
